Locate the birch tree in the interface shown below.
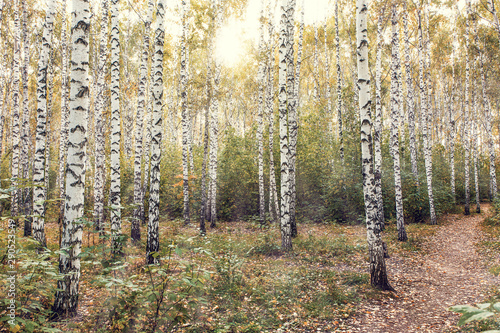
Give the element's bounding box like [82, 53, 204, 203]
[93, 0, 108, 234]
[471, 60, 480, 213]
[403, 2, 418, 184]
[278, 0, 292, 250]
[357, 0, 393, 290]
[11, 0, 21, 221]
[21, 0, 32, 236]
[58, 0, 70, 224]
[52, 0, 90, 316]
[267, 0, 279, 224]
[418, 8, 436, 224]
[464, 2, 471, 215]
[208, 0, 222, 228]
[33, 0, 55, 247]
[109, 0, 122, 254]
[374, 5, 384, 228]
[147, 0, 165, 265]
[181, 0, 190, 225]
[257, 0, 266, 224]
[288, 0, 299, 238]
[132, 0, 153, 241]
[390, 5, 407, 241]
[335, 0, 344, 163]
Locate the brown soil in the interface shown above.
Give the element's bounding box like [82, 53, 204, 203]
[344, 204, 500, 333]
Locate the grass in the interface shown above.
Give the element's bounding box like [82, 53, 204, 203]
[0, 207, 474, 333]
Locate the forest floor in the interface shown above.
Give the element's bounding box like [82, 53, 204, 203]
[2, 204, 500, 332]
[345, 203, 500, 333]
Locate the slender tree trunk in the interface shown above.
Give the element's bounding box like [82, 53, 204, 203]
[325, 19, 332, 127]
[313, 24, 319, 102]
[257, 0, 266, 224]
[267, 0, 279, 224]
[335, 0, 344, 163]
[93, 0, 108, 234]
[374, 6, 385, 229]
[110, 0, 122, 255]
[52, 0, 89, 316]
[21, 0, 32, 236]
[450, 31, 457, 203]
[357, 0, 393, 291]
[146, 0, 165, 265]
[11, 0, 22, 222]
[32, 0, 55, 247]
[288, 0, 299, 238]
[209, 0, 222, 228]
[464, 2, 471, 215]
[278, 0, 292, 251]
[58, 0, 70, 225]
[472, 60, 480, 213]
[181, 0, 190, 225]
[403, 2, 418, 184]
[132, 0, 153, 241]
[418, 8, 437, 224]
[390, 5, 407, 241]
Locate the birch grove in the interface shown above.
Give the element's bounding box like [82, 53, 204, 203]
[2, 0, 500, 322]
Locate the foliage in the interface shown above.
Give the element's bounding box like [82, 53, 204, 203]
[449, 303, 500, 331]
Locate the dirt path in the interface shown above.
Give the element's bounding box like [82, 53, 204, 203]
[345, 205, 500, 333]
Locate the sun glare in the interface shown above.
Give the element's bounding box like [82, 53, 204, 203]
[216, 19, 246, 67]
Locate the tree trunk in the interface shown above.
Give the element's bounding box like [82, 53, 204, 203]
[471, 60, 480, 213]
[109, 0, 122, 255]
[335, 0, 344, 163]
[52, 0, 89, 317]
[418, 8, 437, 224]
[464, 2, 471, 215]
[257, 0, 266, 225]
[374, 5, 385, 229]
[132, 0, 153, 241]
[267, 0, 279, 224]
[357, 0, 393, 291]
[181, 0, 190, 225]
[146, 0, 165, 265]
[11, 0, 21, 222]
[403, 2, 418, 185]
[33, 0, 55, 247]
[21, 0, 32, 237]
[278, 0, 292, 251]
[390, 5, 407, 242]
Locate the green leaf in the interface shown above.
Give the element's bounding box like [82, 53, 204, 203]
[450, 305, 481, 314]
[477, 303, 491, 309]
[493, 302, 500, 312]
[482, 331, 500, 333]
[459, 311, 494, 326]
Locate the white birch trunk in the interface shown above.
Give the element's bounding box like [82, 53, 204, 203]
[58, 0, 70, 224]
[181, 0, 190, 225]
[390, 6, 407, 241]
[335, 0, 344, 163]
[464, 2, 471, 215]
[257, 0, 266, 224]
[357, 0, 393, 291]
[109, 0, 122, 254]
[32, 0, 55, 247]
[374, 6, 384, 228]
[278, 0, 291, 250]
[267, 0, 279, 224]
[11, 0, 22, 221]
[146, 0, 165, 265]
[418, 8, 436, 224]
[132, 0, 153, 241]
[403, 2, 418, 184]
[21, 0, 32, 236]
[93, 0, 108, 233]
[52, 0, 89, 316]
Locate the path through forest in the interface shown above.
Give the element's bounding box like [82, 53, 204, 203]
[345, 204, 500, 332]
